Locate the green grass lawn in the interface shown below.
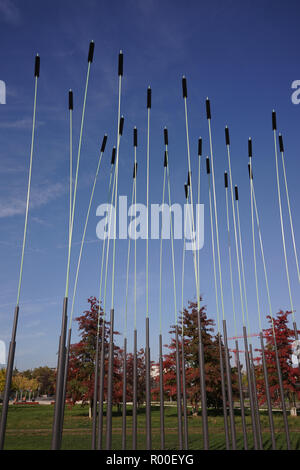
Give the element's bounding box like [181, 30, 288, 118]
[1, 404, 300, 450]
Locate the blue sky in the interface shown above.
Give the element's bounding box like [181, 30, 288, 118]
[0, 0, 300, 369]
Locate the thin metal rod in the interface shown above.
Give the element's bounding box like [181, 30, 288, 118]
[106, 53, 123, 449]
[97, 322, 106, 450]
[250, 156, 291, 448]
[249, 344, 263, 449]
[260, 332, 276, 449]
[218, 335, 230, 449]
[159, 333, 165, 449]
[96, 163, 115, 450]
[59, 326, 71, 445]
[145, 89, 152, 449]
[122, 337, 127, 449]
[223, 319, 237, 449]
[275, 345, 291, 449]
[272, 123, 294, 320]
[165, 143, 183, 449]
[243, 326, 258, 449]
[132, 329, 138, 450]
[121, 172, 135, 450]
[105, 308, 114, 450]
[225, 130, 257, 446]
[175, 326, 183, 449]
[145, 316, 152, 449]
[132, 135, 138, 450]
[235, 340, 248, 449]
[279, 137, 300, 284]
[181, 189, 189, 450]
[248, 155, 275, 448]
[183, 80, 208, 449]
[0, 68, 39, 450]
[207, 114, 236, 450]
[51, 297, 68, 449]
[0, 306, 19, 449]
[91, 332, 100, 449]
[69, 142, 106, 327]
[207, 170, 229, 448]
[52, 47, 93, 449]
[225, 177, 246, 449]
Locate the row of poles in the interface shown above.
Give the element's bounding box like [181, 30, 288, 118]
[0, 43, 299, 450]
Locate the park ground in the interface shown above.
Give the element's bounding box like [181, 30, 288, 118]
[0, 404, 300, 450]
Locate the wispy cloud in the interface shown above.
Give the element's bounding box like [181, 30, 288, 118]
[0, 118, 44, 130]
[0, 0, 20, 26]
[0, 182, 65, 218]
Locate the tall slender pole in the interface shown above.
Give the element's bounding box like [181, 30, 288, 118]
[274, 123, 299, 349]
[206, 159, 230, 449]
[121, 156, 136, 450]
[272, 112, 295, 318]
[207, 107, 236, 449]
[0, 55, 40, 450]
[247, 142, 276, 449]
[181, 183, 189, 450]
[235, 340, 248, 449]
[224, 170, 247, 449]
[278, 133, 300, 342]
[165, 131, 183, 449]
[249, 344, 263, 449]
[132, 127, 138, 450]
[106, 51, 124, 450]
[145, 86, 152, 450]
[59, 90, 74, 440]
[224, 125, 257, 449]
[61, 132, 108, 449]
[158, 140, 167, 450]
[182, 77, 209, 449]
[235, 184, 262, 449]
[51, 42, 94, 450]
[248, 143, 291, 449]
[97, 150, 116, 450]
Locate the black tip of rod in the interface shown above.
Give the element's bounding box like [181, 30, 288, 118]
[182, 76, 187, 98]
[248, 163, 253, 180]
[279, 133, 284, 153]
[133, 127, 137, 147]
[187, 171, 191, 186]
[68, 90, 73, 110]
[198, 137, 202, 156]
[206, 98, 211, 120]
[34, 54, 40, 77]
[225, 126, 230, 146]
[147, 86, 152, 109]
[164, 127, 168, 146]
[133, 162, 137, 179]
[119, 116, 124, 136]
[206, 157, 210, 174]
[272, 110, 277, 130]
[111, 147, 116, 165]
[101, 134, 107, 153]
[235, 185, 239, 201]
[224, 172, 228, 188]
[248, 138, 252, 158]
[88, 41, 95, 63]
[184, 183, 188, 199]
[118, 50, 123, 76]
[164, 151, 168, 167]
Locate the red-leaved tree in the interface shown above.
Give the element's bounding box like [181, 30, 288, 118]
[255, 310, 300, 408]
